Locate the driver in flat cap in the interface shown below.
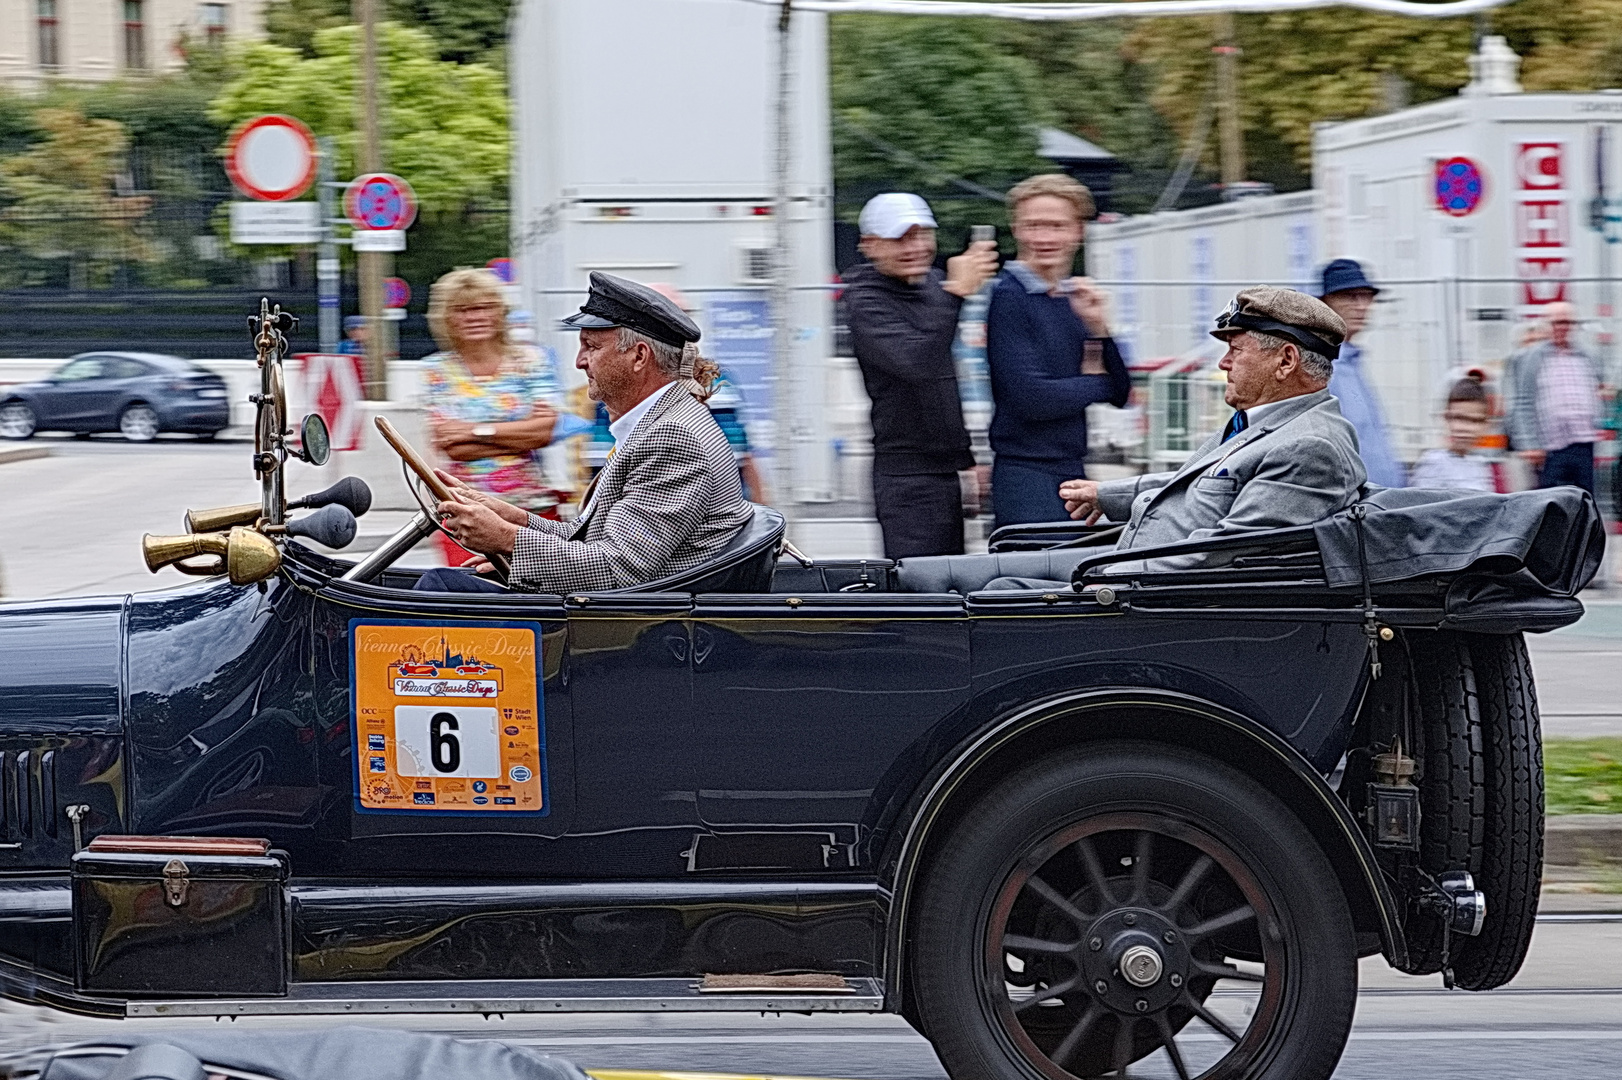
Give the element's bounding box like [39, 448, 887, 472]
[419, 272, 751, 593]
[1053, 286, 1366, 571]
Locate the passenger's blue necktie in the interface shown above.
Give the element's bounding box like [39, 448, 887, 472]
[1222, 410, 1249, 443]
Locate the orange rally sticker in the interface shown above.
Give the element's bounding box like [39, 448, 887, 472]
[352, 623, 543, 813]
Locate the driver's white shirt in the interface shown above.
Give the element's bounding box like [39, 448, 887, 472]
[580, 382, 679, 520]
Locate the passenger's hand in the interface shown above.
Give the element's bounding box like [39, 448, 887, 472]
[436, 490, 519, 556]
[1065, 277, 1111, 337]
[434, 470, 529, 525]
[1518, 448, 1547, 470]
[943, 240, 999, 298]
[1059, 478, 1104, 525]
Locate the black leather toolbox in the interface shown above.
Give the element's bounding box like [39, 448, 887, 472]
[72, 836, 288, 996]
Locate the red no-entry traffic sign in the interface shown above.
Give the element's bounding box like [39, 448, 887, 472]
[225, 115, 318, 202]
[345, 173, 418, 231]
[384, 276, 411, 309]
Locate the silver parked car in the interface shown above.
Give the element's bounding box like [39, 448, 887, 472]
[0, 352, 231, 442]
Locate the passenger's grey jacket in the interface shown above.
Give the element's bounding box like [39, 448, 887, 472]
[1097, 388, 1367, 568]
[510, 386, 750, 593]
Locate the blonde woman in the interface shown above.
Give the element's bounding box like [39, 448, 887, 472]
[422, 269, 562, 560]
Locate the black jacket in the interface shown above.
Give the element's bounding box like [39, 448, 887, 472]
[843, 261, 975, 475]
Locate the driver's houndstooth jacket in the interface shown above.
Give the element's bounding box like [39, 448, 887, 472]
[510, 385, 750, 593]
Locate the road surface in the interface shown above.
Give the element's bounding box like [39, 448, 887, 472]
[1, 919, 1619, 1077]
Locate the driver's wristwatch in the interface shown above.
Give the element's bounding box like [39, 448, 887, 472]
[471, 424, 497, 438]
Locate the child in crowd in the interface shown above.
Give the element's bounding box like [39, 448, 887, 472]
[1409, 376, 1496, 492]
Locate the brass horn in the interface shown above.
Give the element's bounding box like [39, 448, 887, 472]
[184, 502, 261, 534]
[141, 527, 282, 586]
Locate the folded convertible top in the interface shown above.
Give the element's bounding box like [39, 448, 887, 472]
[1314, 485, 1604, 596]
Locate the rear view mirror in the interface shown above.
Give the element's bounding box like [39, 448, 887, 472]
[299, 413, 331, 466]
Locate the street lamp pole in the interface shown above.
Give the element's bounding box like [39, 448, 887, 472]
[770, 0, 798, 518]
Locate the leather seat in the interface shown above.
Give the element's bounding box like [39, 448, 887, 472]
[604, 503, 785, 594]
[894, 549, 1094, 594]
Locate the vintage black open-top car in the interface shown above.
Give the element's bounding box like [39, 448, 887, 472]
[0, 304, 1604, 1080]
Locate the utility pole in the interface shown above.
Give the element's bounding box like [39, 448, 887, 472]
[355, 0, 387, 400]
[1214, 12, 1246, 191]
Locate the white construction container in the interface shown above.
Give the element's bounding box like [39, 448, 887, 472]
[508, 0, 837, 498]
[1087, 38, 1622, 469]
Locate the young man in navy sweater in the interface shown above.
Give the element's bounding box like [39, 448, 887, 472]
[986, 174, 1131, 528]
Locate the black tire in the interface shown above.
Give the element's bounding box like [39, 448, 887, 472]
[1405, 630, 1487, 974]
[911, 742, 1357, 1080]
[1451, 633, 1544, 991]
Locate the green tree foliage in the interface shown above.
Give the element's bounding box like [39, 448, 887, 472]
[1127, 2, 1622, 173]
[830, 14, 1051, 229]
[264, 0, 513, 65]
[0, 108, 151, 287]
[209, 23, 509, 212]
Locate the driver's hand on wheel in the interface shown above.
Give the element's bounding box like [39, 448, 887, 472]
[434, 469, 529, 525]
[437, 490, 520, 556]
[1058, 478, 1104, 525]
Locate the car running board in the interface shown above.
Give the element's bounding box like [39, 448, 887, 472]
[125, 976, 885, 1017]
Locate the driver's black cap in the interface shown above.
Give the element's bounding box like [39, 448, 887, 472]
[560, 272, 702, 348]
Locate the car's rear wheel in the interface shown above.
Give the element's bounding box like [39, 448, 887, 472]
[1405, 630, 1487, 974]
[1451, 633, 1543, 990]
[119, 402, 160, 442]
[0, 402, 36, 440]
[912, 743, 1357, 1080]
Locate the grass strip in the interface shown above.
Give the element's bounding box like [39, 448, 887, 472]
[1545, 737, 1622, 815]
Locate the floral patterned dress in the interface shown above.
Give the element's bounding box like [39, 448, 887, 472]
[422, 345, 563, 511]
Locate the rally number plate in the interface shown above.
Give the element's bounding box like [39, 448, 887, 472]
[351, 621, 544, 813]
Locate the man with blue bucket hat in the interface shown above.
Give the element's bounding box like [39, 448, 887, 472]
[1319, 258, 1405, 488]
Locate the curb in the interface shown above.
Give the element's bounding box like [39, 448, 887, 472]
[1546, 814, 1622, 865]
[0, 447, 49, 465]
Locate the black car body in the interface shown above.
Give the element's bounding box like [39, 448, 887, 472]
[0, 302, 1603, 1080]
[0, 352, 230, 441]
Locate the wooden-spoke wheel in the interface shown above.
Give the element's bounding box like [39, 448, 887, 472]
[913, 743, 1357, 1080]
[989, 814, 1281, 1079]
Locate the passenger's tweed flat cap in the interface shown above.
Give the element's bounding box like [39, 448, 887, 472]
[1211, 285, 1346, 360]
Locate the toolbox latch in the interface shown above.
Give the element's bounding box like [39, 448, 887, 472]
[162, 858, 190, 907]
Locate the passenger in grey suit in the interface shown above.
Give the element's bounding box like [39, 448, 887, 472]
[1058, 286, 1366, 571]
[422, 273, 750, 593]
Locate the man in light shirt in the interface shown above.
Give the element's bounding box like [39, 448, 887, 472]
[1504, 301, 1604, 497]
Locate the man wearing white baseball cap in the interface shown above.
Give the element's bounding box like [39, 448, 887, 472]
[843, 193, 999, 559]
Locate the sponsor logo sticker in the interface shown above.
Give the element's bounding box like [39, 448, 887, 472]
[369, 756, 387, 773]
[368, 734, 386, 751]
[509, 765, 532, 783]
[413, 791, 436, 805]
